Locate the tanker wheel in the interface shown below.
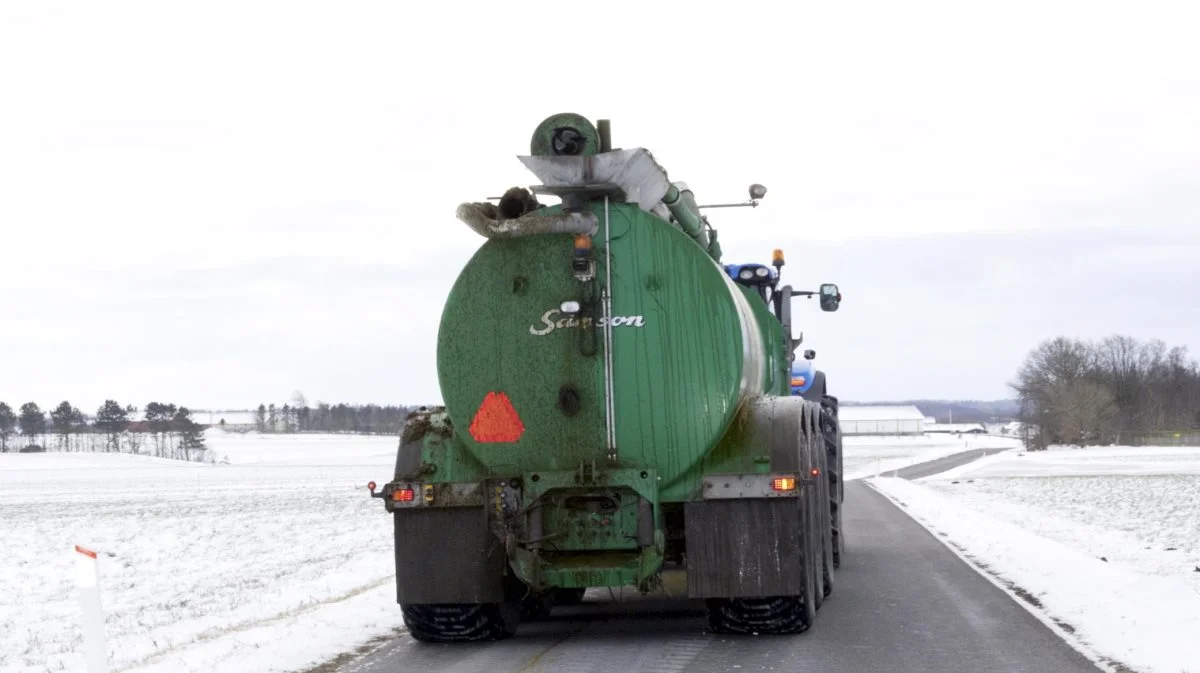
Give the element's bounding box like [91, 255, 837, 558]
[817, 436, 835, 599]
[705, 456, 819, 635]
[520, 592, 555, 621]
[705, 593, 815, 636]
[552, 587, 587, 606]
[807, 419, 832, 608]
[821, 395, 843, 569]
[705, 527, 818, 634]
[401, 601, 521, 642]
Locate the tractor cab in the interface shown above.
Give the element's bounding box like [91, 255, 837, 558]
[723, 262, 777, 303]
[724, 251, 837, 402]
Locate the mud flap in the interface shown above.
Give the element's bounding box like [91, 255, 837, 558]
[394, 508, 506, 604]
[684, 497, 806, 598]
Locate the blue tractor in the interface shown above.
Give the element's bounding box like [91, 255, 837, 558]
[790, 351, 826, 402]
[722, 254, 841, 403]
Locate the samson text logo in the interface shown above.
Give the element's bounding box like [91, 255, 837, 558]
[529, 309, 646, 336]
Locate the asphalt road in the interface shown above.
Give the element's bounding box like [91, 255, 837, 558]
[333, 449, 1102, 673]
[889, 447, 1014, 480]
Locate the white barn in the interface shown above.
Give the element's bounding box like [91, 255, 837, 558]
[926, 422, 986, 434]
[838, 405, 926, 436]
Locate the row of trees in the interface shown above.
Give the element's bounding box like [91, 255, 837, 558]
[252, 396, 414, 435]
[0, 399, 208, 460]
[1012, 335, 1200, 448]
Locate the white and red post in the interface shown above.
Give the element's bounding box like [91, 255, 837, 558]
[74, 544, 109, 673]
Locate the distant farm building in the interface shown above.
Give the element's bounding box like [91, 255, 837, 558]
[838, 405, 926, 436]
[926, 422, 986, 434]
[191, 410, 261, 431]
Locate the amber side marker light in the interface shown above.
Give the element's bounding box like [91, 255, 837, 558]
[771, 477, 797, 491]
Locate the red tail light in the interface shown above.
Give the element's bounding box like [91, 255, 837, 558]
[392, 488, 415, 502]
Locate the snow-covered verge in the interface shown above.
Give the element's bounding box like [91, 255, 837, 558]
[929, 443, 1200, 479]
[0, 430, 406, 673]
[870, 445, 1200, 673]
[842, 433, 1022, 480]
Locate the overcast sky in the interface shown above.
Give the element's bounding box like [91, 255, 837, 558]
[2, 0, 1197, 412]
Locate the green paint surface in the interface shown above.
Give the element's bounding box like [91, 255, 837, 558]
[436, 201, 769, 491]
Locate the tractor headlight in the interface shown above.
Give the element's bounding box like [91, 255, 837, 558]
[755, 267, 769, 278]
[739, 268, 754, 280]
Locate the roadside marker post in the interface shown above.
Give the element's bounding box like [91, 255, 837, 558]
[74, 545, 109, 673]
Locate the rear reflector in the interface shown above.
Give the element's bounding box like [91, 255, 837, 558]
[468, 391, 525, 443]
[392, 488, 415, 502]
[771, 477, 797, 491]
[469, 391, 525, 443]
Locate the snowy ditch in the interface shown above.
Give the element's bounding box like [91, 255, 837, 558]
[841, 432, 1023, 480]
[870, 444, 1200, 673]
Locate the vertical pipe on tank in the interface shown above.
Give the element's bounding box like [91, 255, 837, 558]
[603, 196, 617, 461]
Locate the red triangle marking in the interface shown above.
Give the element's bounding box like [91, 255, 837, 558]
[469, 392, 525, 443]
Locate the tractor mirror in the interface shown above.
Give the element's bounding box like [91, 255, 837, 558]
[819, 284, 841, 312]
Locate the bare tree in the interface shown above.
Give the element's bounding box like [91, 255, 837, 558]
[1013, 334, 1200, 448]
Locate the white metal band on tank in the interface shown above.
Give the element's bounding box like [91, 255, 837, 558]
[718, 269, 768, 401]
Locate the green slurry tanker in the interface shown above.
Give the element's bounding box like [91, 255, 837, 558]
[370, 113, 844, 641]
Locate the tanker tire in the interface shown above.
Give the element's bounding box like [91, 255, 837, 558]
[705, 512, 818, 635]
[821, 394, 843, 569]
[552, 587, 587, 606]
[400, 602, 520, 643]
[815, 431, 834, 600]
[520, 592, 555, 621]
[705, 448, 819, 635]
[808, 439, 824, 611]
[705, 595, 813, 636]
[808, 428, 830, 610]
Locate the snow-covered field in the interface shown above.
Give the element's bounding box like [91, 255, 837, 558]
[870, 444, 1200, 673]
[0, 430, 406, 673]
[842, 433, 1023, 480]
[9, 430, 1196, 673]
